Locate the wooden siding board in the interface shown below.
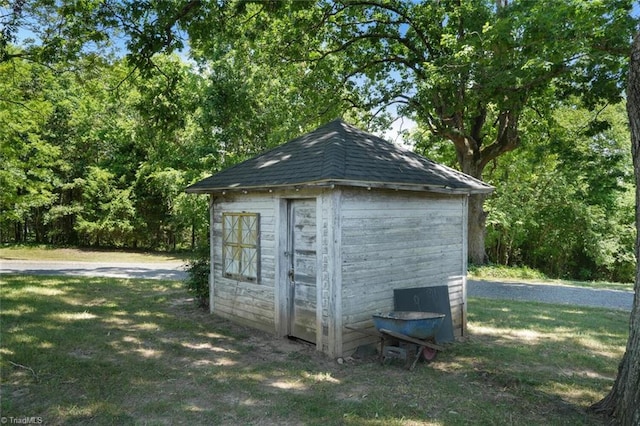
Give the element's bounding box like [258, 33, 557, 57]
[339, 188, 467, 355]
[209, 195, 215, 313]
[274, 198, 288, 336]
[212, 194, 278, 332]
[342, 229, 462, 247]
[461, 195, 469, 336]
[319, 192, 330, 353]
[341, 190, 455, 205]
[327, 190, 342, 357]
[341, 273, 457, 291]
[213, 310, 275, 334]
[315, 196, 324, 350]
[342, 244, 463, 264]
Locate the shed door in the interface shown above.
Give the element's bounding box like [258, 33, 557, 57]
[287, 199, 317, 343]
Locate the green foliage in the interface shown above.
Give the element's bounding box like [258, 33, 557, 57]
[191, 5, 351, 166]
[184, 244, 210, 309]
[0, 58, 61, 241]
[0, 50, 213, 250]
[74, 166, 136, 247]
[253, 0, 635, 263]
[483, 102, 635, 282]
[468, 263, 549, 281]
[289, 0, 636, 178]
[0, 1, 636, 283]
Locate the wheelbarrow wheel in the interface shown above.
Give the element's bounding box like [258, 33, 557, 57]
[421, 346, 438, 362]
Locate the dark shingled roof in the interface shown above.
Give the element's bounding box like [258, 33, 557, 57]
[186, 119, 493, 194]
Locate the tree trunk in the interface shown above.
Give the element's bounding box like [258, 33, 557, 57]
[589, 32, 640, 425]
[457, 146, 491, 264]
[468, 193, 489, 264]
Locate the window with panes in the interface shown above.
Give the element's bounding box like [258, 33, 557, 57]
[222, 212, 260, 282]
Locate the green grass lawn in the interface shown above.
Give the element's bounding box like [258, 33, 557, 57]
[469, 263, 634, 292]
[0, 274, 628, 425]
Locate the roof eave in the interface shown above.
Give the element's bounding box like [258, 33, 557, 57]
[185, 179, 494, 195]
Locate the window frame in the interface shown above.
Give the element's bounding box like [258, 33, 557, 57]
[221, 212, 260, 283]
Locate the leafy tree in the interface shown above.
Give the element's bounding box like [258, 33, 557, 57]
[188, 2, 355, 166]
[275, 0, 635, 263]
[99, 0, 629, 262]
[590, 30, 640, 426]
[38, 57, 132, 244]
[2, 0, 636, 276]
[0, 45, 211, 249]
[1, 0, 119, 66]
[482, 102, 635, 281]
[74, 166, 135, 247]
[0, 56, 61, 242]
[133, 166, 184, 249]
[173, 189, 208, 250]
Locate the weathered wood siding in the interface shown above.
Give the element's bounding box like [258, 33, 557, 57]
[212, 190, 331, 339]
[211, 193, 278, 332]
[210, 187, 468, 358]
[318, 190, 341, 355]
[339, 188, 468, 355]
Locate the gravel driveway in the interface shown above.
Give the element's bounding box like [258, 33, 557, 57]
[468, 279, 634, 311]
[0, 260, 188, 281]
[1, 260, 633, 310]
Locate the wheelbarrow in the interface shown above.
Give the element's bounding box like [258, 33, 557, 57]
[372, 311, 446, 370]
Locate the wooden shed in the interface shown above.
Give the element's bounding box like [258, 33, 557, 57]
[186, 119, 493, 357]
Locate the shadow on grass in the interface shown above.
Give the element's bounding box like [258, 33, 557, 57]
[0, 276, 626, 425]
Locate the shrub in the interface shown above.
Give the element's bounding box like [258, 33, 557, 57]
[185, 245, 210, 309]
[468, 263, 548, 281]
